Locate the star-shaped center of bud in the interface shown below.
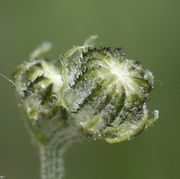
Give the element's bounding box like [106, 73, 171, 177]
[107, 59, 139, 95]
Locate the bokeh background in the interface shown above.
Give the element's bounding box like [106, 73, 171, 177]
[0, 0, 179, 179]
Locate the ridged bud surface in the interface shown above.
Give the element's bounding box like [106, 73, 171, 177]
[62, 41, 158, 143]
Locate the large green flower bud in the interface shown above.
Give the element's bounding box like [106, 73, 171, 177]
[62, 37, 158, 143]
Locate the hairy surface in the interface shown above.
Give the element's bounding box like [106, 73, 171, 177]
[12, 36, 159, 179]
[12, 36, 158, 144]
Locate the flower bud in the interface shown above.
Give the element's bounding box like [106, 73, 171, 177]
[12, 44, 64, 143]
[63, 40, 158, 143]
[12, 38, 158, 144]
[11, 38, 159, 179]
[12, 59, 63, 120]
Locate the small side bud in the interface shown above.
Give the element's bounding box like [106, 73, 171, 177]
[12, 51, 64, 143]
[12, 59, 63, 121]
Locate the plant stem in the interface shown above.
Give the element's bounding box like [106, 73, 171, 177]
[39, 125, 79, 179]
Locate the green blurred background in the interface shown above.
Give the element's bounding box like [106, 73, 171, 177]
[0, 0, 179, 179]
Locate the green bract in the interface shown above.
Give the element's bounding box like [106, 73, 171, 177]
[12, 37, 158, 144]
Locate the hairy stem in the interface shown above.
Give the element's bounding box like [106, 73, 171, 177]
[39, 125, 80, 179]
